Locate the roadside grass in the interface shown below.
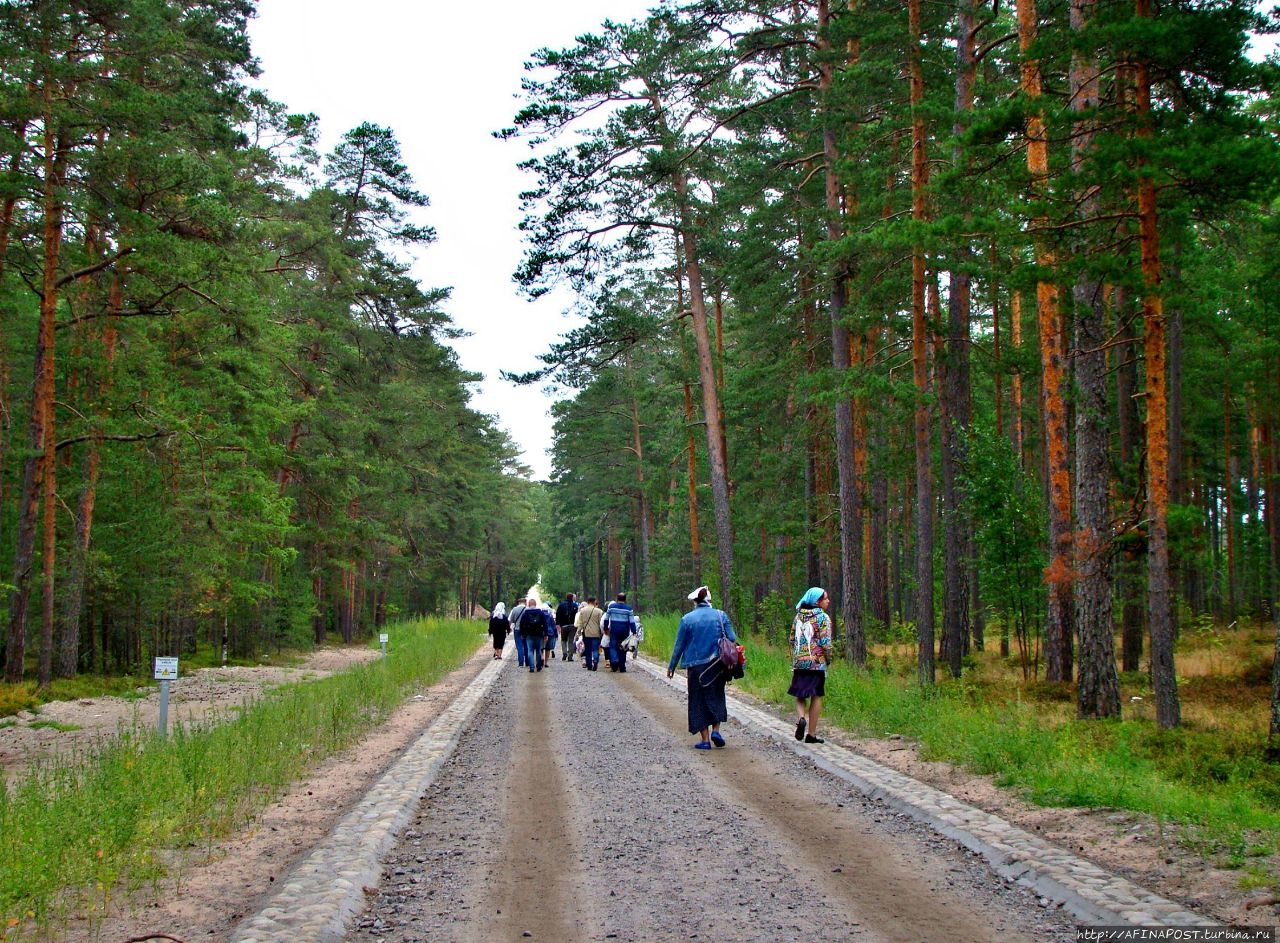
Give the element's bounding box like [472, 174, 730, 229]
[643, 613, 1280, 866]
[0, 618, 483, 935]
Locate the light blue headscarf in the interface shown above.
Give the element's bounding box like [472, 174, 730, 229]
[796, 587, 825, 610]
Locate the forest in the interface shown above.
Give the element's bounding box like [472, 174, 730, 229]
[0, 0, 545, 688]
[505, 0, 1280, 731]
[1, 0, 1278, 739]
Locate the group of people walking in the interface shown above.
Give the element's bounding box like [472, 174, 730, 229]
[488, 583, 834, 751]
[486, 592, 641, 673]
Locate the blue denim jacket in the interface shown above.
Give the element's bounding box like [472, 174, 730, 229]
[668, 601, 737, 670]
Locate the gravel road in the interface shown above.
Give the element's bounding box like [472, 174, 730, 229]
[349, 654, 1077, 943]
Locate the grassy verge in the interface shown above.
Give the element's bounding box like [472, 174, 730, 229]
[643, 614, 1280, 867]
[0, 618, 483, 934]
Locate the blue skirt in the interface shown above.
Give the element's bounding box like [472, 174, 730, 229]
[686, 663, 728, 734]
[787, 669, 826, 699]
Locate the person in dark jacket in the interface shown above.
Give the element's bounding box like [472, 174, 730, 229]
[518, 596, 552, 672]
[555, 593, 579, 661]
[508, 596, 529, 668]
[667, 586, 738, 749]
[604, 593, 635, 672]
[488, 603, 509, 659]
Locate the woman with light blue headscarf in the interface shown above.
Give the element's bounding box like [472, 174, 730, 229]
[788, 587, 832, 743]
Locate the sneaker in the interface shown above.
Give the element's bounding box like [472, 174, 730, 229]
[710, 731, 725, 748]
[795, 718, 806, 741]
[694, 741, 712, 750]
[804, 734, 825, 744]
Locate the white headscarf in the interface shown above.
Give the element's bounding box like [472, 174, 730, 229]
[493, 603, 506, 618]
[687, 585, 711, 603]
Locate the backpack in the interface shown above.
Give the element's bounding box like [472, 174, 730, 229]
[792, 615, 815, 661]
[520, 608, 544, 635]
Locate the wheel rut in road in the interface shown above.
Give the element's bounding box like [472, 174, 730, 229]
[475, 666, 583, 943]
[622, 673, 1035, 942]
[349, 657, 1073, 943]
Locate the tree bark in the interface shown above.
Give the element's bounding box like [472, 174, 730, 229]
[672, 168, 737, 624]
[1071, 0, 1120, 719]
[819, 0, 866, 666]
[8, 75, 69, 685]
[1017, 0, 1073, 683]
[683, 382, 703, 585]
[58, 275, 122, 679]
[940, 0, 977, 678]
[628, 385, 655, 600]
[909, 0, 934, 686]
[1115, 288, 1146, 672]
[1135, 0, 1180, 727]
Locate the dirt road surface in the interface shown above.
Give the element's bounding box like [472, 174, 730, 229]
[31, 643, 1273, 942]
[348, 655, 1076, 943]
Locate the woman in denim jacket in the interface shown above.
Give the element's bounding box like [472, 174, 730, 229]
[667, 586, 738, 750]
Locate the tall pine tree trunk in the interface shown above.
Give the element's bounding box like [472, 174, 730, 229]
[628, 383, 655, 600]
[1135, 0, 1180, 727]
[940, 0, 977, 678]
[1018, 0, 1073, 682]
[1116, 287, 1146, 671]
[672, 168, 736, 621]
[0, 123, 25, 623]
[683, 382, 703, 584]
[1071, 0, 1121, 718]
[58, 288, 120, 679]
[909, 0, 934, 686]
[8, 79, 69, 685]
[819, 0, 866, 666]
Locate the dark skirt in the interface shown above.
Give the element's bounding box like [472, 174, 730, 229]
[787, 669, 826, 700]
[686, 662, 729, 734]
[491, 629, 507, 650]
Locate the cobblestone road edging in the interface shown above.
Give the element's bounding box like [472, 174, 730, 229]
[229, 649, 508, 943]
[633, 655, 1212, 928]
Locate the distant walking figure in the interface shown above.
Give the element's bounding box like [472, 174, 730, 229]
[574, 596, 605, 670]
[508, 597, 529, 667]
[488, 603, 509, 659]
[555, 593, 579, 661]
[518, 596, 552, 672]
[667, 586, 737, 750]
[789, 587, 832, 744]
[604, 593, 635, 672]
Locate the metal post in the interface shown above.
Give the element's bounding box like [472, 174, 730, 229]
[158, 679, 170, 737]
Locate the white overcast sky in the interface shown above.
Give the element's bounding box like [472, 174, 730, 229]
[247, 1, 657, 481]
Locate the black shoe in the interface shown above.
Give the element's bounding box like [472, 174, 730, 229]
[795, 718, 806, 741]
[804, 734, 824, 744]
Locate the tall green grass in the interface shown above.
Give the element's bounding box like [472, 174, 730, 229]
[643, 613, 1280, 858]
[0, 618, 483, 934]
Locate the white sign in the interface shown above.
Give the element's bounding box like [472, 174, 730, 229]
[379, 634, 389, 645]
[154, 657, 179, 681]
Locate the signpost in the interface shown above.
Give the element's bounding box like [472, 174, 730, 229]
[154, 657, 179, 736]
[379, 633, 389, 657]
